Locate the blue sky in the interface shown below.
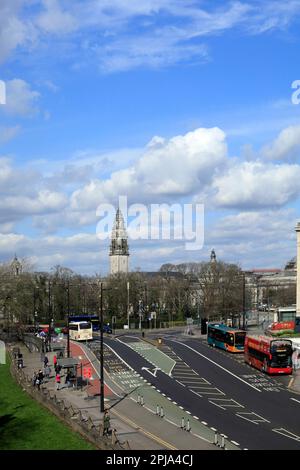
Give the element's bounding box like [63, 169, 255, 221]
[1, 0, 300, 274]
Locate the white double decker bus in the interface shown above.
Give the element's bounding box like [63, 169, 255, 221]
[69, 321, 93, 341]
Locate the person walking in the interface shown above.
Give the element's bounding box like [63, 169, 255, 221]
[65, 371, 71, 388]
[38, 369, 44, 386]
[102, 410, 110, 436]
[44, 355, 49, 367]
[44, 364, 51, 379]
[55, 372, 61, 390]
[53, 354, 57, 368]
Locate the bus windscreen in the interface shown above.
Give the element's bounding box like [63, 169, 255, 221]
[235, 332, 246, 346]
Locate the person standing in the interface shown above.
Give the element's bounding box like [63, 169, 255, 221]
[44, 364, 51, 379]
[44, 355, 49, 367]
[102, 410, 110, 436]
[53, 354, 57, 368]
[55, 372, 61, 390]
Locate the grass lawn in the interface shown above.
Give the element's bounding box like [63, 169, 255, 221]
[0, 358, 95, 450]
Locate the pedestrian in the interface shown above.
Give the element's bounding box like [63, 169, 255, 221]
[38, 369, 44, 385]
[44, 355, 49, 367]
[53, 354, 57, 366]
[102, 410, 110, 436]
[44, 364, 51, 379]
[32, 371, 38, 387]
[55, 372, 61, 390]
[17, 352, 23, 369]
[65, 371, 71, 388]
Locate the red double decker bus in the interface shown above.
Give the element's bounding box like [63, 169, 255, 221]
[244, 335, 293, 375]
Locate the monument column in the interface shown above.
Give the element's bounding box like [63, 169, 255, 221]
[296, 223, 300, 317]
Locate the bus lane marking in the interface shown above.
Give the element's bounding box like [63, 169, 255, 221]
[272, 428, 300, 442]
[170, 340, 262, 392]
[209, 398, 244, 410]
[236, 412, 270, 424]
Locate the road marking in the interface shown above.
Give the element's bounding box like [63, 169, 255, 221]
[172, 372, 199, 376]
[236, 412, 270, 424]
[176, 380, 186, 387]
[272, 428, 300, 442]
[290, 397, 300, 404]
[142, 366, 161, 377]
[190, 390, 202, 397]
[196, 388, 225, 395]
[209, 398, 244, 410]
[170, 340, 262, 392]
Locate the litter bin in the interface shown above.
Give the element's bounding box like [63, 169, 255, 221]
[157, 337, 162, 346]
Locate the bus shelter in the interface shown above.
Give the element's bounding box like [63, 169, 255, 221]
[57, 358, 79, 388]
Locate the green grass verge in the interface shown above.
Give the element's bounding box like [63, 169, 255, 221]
[0, 357, 95, 450]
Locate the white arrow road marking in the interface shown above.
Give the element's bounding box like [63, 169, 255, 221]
[141, 366, 161, 377]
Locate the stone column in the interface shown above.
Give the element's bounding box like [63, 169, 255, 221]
[296, 223, 300, 317]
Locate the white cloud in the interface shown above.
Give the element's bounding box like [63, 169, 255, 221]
[1, 1, 300, 71]
[36, 0, 78, 34]
[71, 127, 227, 210]
[260, 125, 300, 162]
[213, 160, 300, 209]
[4, 79, 40, 117]
[0, 126, 20, 143]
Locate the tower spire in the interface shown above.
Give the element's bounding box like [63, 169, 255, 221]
[109, 208, 129, 274]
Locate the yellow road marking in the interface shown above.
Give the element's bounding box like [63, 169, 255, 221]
[110, 408, 177, 450]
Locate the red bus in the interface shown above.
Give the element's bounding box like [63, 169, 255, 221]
[244, 335, 293, 375]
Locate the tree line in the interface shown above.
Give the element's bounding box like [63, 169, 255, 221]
[0, 259, 255, 330]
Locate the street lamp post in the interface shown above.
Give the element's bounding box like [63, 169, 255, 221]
[127, 281, 130, 329]
[67, 280, 70, 358]
[242, 272, 246, 330]
[99, 282, 105, 413]
[48, 280, 52, 350]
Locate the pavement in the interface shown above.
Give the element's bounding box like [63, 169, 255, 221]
[9, 339, 216, 451]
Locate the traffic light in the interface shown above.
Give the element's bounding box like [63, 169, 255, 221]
[201, 318, 207, 335]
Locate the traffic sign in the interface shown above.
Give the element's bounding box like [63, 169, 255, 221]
[83, 367, 92, 379]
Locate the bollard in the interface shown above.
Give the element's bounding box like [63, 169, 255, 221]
[156, 405, 160, 415]
[160, 406, 164, 418]
[181, 417, 185, 430]
[137, 394, 141, 404]
[141, 395, 144, 406]
[186, 419, 191, 432]
[211, 427, 218, 446]
[220, 434, 227, 449]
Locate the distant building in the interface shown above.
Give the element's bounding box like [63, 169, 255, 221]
[10, 255, 22, 276]
[244, 258, 296, 309]
[109, 208, 129, 275]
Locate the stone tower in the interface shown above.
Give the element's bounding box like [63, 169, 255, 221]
[11, 254, 22, 276]
[109, 208, 129, 275]
[210, 249, 217, 264]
